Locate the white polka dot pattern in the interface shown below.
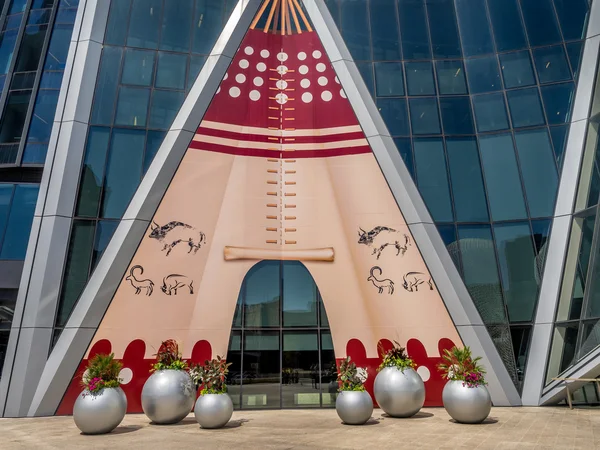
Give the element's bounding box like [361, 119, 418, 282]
[300, 79, 310, 88]
[249, 90, 261, 101]
[277, 52, 288, 62]
[260, 49, 270, 58]
[239, 59, 249, 69]
[256, 62, 267, 72]
[229, 86, 241, 98]
[254, 77, 264, 87]
[299, 65, 309, 75]
[312, 50, 322, 59]
[316, 63, 326, 72]
[297, 51, 307, 60]
[235, 74, 246, 83]
[244, 46, 254, 55]
[318, 76, 328, 86]
[321, 91, 332, 102]
[302, 92, 313, 103]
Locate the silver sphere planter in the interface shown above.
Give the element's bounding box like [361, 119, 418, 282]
[442, 380, 491, 424]
[141, 369, 195, 424]
[73, 387, 127, 435]
[374, 367, 425, 418]
[194, 393, 233, 429]
[335, 390, 373, 425]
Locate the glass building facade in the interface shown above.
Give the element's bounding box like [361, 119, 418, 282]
[2, 0, 600, 416]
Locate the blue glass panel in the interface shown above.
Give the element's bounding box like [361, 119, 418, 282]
[0, 29, 18, 74]
[155, 52, 187, 90]
[377, 98, 408, 136]
[91, 47, 123, 125]
[405, 61, 435, 96]
[479, 134, 528, 221]
[435, 60, 467, 95]
[90, 220, 118, 271]
[457, 224, 507, 324]
[486, 0, 526, 52]
[0, 185, 39, 260]
[439, 97, 474, 135]
[446, 137, 489, 222]
[127, 0, 161, 49]
[187, 54, 207, 90]
[550, 125, 569, 168]
[160, 0, 193, 52]
[369, 0, 401, 61]
[472, 93, 508, 132]
[121, 49, 155, 86]
[541, 82, 574, 125]
[426, 0, 461, 58]
[398, 0, 430, 60]
[193, 0, 226, 54]
[0, 185, 14, 247]
[9, 0, 27, 14]
[39, 70, 63, 89]
[506, 88, 545, 129]
[375, 62, 404, 97]
[493, 222, 538, 323]
[499, 51, 535, 89]
[283, 262, 318, 327]
[21, 143, 47, 164]
[76, 127, 111, 217]
[409, 98, 441, 135]
[15, 24, 49, 72]
[356, 62, 374, 97]
[455, 0, 493, 57]
[566, 41, 584, 78]
[514, 129, 558, 218]
[143, 130, 166, 174]
[26, 90, 59, 143]
[325, 0, 340, 26]
[4, 14, 23, 30]
[531, 219, 551, 256]
[104, 0, 131, 46]
[0, 91, 31, 144]
[520, 0, 561, 47]
[149, 90, 185, 130]
[465, 55, 502, 94]
[534, 45, 571, 84]
[394, 137, 414, 179]
[340, 0, 371, 61]
[101, 129, 145, 219]
[244, 261, 280, 327]
[437, 224, 461, 271]
[28, 9, 51, 25]
[43, 24, 72, 70]
[413, 138, 453, 222]
[114, 86, 150, 127]
[553, 0, 589, 41]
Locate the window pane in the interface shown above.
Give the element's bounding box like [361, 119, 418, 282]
[104, 0, 131, 46]
[550, 125, 569, 169]
[282, 331, 320, 407]
[91, 47, 123, 125]
[155, 52, 187, 90]
[499, 51, 535, 89]
[457, 224, 506, 324]
[357, 62, 374, 97]
[339, 0, 371, 61]
[446, 137, 488, 222]
[566, 41, 584, 79]
[553, 0, 589, 41]
[283, 262, 317, 327]
[0, 185, 14, 246]
[486, 0, 526, 52]
[0, 184, 39, 259]
[493, 222, 538, 323]
[369, 0, 401, 61]
[121, 49, 155, 86]
[409, 98, 441, 135]
[43, 24, 72, 70]
[90, 220, 118, 271]
[413, 138, 453, 222]
[193, 0, 225, 55]
[466, 55, 502, 94]
[439, 96, 474, 135]
[76, 127, 111, 217]
[143, 130, 166, 174]
[479, 133, 528, 221]
[226, 331, 241, 408]
[187, 54, 206, 90]
[426, 0, 461, 58]
[584, 234, 600, 319]
[0, 29, 18, 74]
[100, 129, 145, 218]
[514, 129, 558, 218]
[472, 92, 508, 132]
[26, 90, 59, 143]
[160, 0, 193, 52]
[374, 62, 404, 97]
[520, 0, 561, 47]
[114, 87, 150, 127]
[127, 0, 161, 49]
[534, 45, 571, 84]
[511, 326, 532, 385]
[14, 25, 48, 72]
[0, 91, 31, 144]
[506, 88, 545, 128]
[405, 61, 435, 96]
[578, 320, 600, 360]
[438, 224, 461, 270]
[149, 90, 185, 130]
[541, 82, 574, 125]
[320, 331, 336, 406]
[397, 0, 430, 60]
[243, 331, 280, 408]
[377, 98, 408, 136]
[394, 137, 414, 179]
[455, 0, 493, 57]
[244, 261, 280, 327]
[435, 60, 467, 95]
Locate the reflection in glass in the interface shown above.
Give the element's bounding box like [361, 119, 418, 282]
[426, 0, 461, 58]
[533, 45, 572, 84]
[149, 90, 185, 130]
[405, 61, 435, 96]
[486, 0, 526, 52]
[369, 0, 401, 61]
[377, 98, 408, 136]
[155, 52, 187, 90]
[472, 93, 508, 132]
[243, 331, 280, 408]
[114, 86, 150, 127]
[553, 0, 589, 41]
[0, 185, 38, 260]
[340, 0, 371, 61]
[439, 97, 474, 135]
[320, 332, 337, 407]
[76, 127, 111, 218]
[127, 0, 161, 49]
[226, 331, 242, 409]
[578, 320, 600, 360]
[466, 55, 502, 94]
[541, 82, 574, 125]
[499, 51, 535, 89]
[409, 98, 441, 135]
[397, 0, 430, 60]
[566, 42, 584, 79]
[435, 60, 467, 95]
[520, 0, 561, 47]
[283, 262, 317, 327]
[244, 261, 280, 327]
[282, 332, 320, 407]
[91, 47, 123, 125]
[375, 62, 404, 97]
[121, 49, 155, 86]
[90, 220, 118, 272]
[160, 0, 193, 52]
[455, 0, 493, 57]
[394, 137, 414, 179]
[104, 0, 131, 46]
[506, 88, 545, 129]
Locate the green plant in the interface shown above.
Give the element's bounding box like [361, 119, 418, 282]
[337, 357, 365, 392]
[377, 340, 416, 372]
[81, 353, 122, 394]
[189, 355, 232, 395]
[437, 346, 486, 387]
[151, 339, 188, 372]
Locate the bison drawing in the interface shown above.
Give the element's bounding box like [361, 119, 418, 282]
[149, 221, 206, 256]
[161, 274, 194, 296]
[402, 272, 433, 292]
[367, 266, 395, 295]
[358, 226, 412, 260]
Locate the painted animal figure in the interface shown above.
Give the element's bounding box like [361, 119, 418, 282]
[367, 266, 395, 295]
[358, 226, 412, 260]
[149, 221, 207, 256]
[402, 272, 433, 292]
[125, 265, 154, 296]
[161, 274, 194, 296]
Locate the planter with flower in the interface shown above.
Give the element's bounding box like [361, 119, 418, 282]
[190, 355, 233, 429]
[438, 346, 491, 424]
[73, 353, 126, 434]
[335, 356, 373, 425]
[373, 341, 425, 418]
[141, 339, 195, 424]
